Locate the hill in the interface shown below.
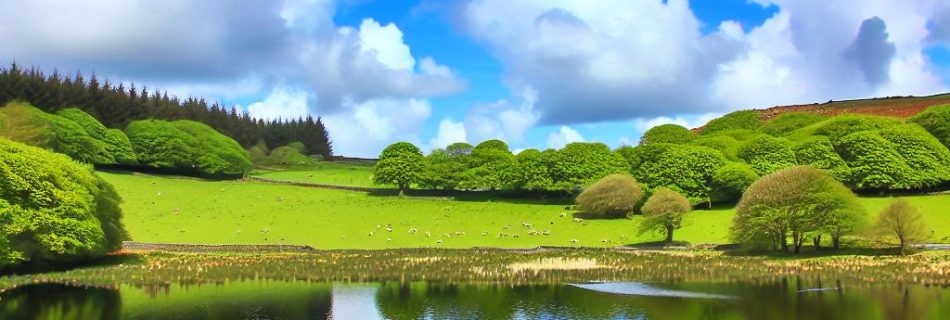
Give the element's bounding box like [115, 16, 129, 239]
[759, 93, 950, 120]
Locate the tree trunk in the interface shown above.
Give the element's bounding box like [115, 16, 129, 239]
[665, 226, 674, 243]
[792, 232, 803, 254]
[813, 234, 822, 251]
[398, 183, 407, 197]
[781, 235, 789, 252]
[899, 237, 905, 256]
[832, 234, 841, 250]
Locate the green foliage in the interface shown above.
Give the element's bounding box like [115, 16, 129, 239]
[792, 136, 850, 180]
[260, 145, 316, 167]
[575, 174, 644, 218]
[248, 140, 270, 163]
[700, 110, 762, 135]
[631, 144, 726, 205]
[459, 140, 518, 190]
[873, 200, 929, 255]
[792, 114, 901, 141]
[833, 131, 913, 190]
[285, 141, 307, 154]
[638, 188, 691, 242]
[877, 126, 950, 188]
[56, 107, 138, 165]
[732, 167, 865, 252]
[640, 124, 695, 145]
[374, 142, 425, 193]
[0, 101, 112, 164]
[710, 163, 758, 203]
[514, 149, 556, 191]
[690, 135, 740, 161]
[759, 112, 828, 136]
[126, 119, 250, 175]
[550, 142, 627, 191]
[909, 104, 950, 149]
[420, 149, 468, 190]
[736, 135, 797, 175]
[702, 129, 760, 141]
[445, 142, 474, 157]
[0, 137, 127, 267]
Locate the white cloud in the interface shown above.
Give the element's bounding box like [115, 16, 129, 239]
[464, 88, 540, 144]
[546, 126, 585, 149]
[358, 18, 415, 71]
[323, 98, 432, 157]
[247, 85, 311, 120]
[428, 118, 467, 151]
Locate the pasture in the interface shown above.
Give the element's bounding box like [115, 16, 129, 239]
[250, 161, 386, 188]
[100, 171, 950, 249]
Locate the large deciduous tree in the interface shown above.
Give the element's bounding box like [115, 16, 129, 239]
[874, 200, 930, 255]
[374, 142, 425, 195]
[638, 187, 691, 243]
[575, 174, 643, 218]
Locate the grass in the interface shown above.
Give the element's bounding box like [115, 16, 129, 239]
[249, 161, 388, 188]
[100, 171, 950, 249]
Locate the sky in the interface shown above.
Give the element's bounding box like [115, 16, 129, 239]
[1, 0, 949, 157]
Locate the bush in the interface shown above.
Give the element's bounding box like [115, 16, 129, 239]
[908, 104, 950, 149]
[792, 136, 850, 181]
[0, 102, 112, 164]
[700, 110, 762, 135]
[0, 137, 127, 267]
[640, 124, 695, 145]
[759, 112, 828, 136]
[514, 149, 556, 191]
[248, 140, 270, 163]
[873, 200, 929, 255]
[56, 107, 138, 164]
[126, 119, 250, 175]
[631, 144, 726, 205]
[792, 114, 901, 142]
[736, 135, 797, 175]
[638, 188, 691, 243]
[732, 166, 865, 252]
[374, 142, 425, 194]
[550, 142, 628, 191]
[833, 130, 913, 190]
[575, 174, 644, 218]
[877, 126, 950, 188]
[458, 140, 518, 190]
[420, 148, 468, 190]
[690, 135, 740, 161]
[710, 162, 758, 203]
[261, 145, 316, 167]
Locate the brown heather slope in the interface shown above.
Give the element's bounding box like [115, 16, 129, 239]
[757, 93, 950, 120]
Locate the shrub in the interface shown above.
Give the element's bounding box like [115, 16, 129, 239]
[690, 135, 740, 161]
[732, 166, 865, 252]
[833, 130, 913, 190]
[759, 112, 828, 136]
[262, 145, 316, 166]
[710, 162, 758, 203]
[374, 142, 425, 194]
[631, 144, 726, 205]
[575, 174, 644, 218]
[736, 135, 797, 175]
[459, 140, 518, 190]
[103, 129, 137, 164]
[0, 102, 112, 164]
[550, 142, 628, 191]
[0, 137, 127, 267]
[56, 107, 137, 164]
[638, 188, 691, 243]
[908, 104, 950, 148]
[445, 142, 474, 157]
[248, 140, 270, 163]
[126, 119, 250, 175]
[514, 149, 556, 191]
[792, 136, 850, 181]
[700, 110, 762, 135]
[171, 120, 251, 175]
[640, 124, 695, 145]
[420, 148, 468, 190]
[792, 114, 901, 141]
[877, 126, 950, 188]
[873, 200, 929, 255]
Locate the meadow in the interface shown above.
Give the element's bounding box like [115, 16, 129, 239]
[100, 171, 950, 249]
[250, 161, 387, 188]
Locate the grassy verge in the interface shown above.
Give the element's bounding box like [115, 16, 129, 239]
[100, 171, 950, 249]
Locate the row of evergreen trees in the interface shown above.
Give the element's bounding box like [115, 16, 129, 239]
[0, 63, 333, 158]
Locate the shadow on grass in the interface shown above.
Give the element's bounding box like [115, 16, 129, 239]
[0, 253, 144, 277]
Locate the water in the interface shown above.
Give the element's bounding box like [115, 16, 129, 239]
[1, 279, 948, 319]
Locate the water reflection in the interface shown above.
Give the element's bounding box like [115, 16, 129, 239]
[0, 279, 948, 320]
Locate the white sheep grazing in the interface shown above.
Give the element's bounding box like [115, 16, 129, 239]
[387, 238, 392, 241]
[425, 232, 432, 237]
[442, 233, 451, 238]
[368, 232, 374, 237]
[573, 218, 584, 223]
[542, 230, 551, 236]
[503, 225, 511, 230]
[570, 239, 579, 244]
[528, 230, 538, 236]
[386, 227, 394, 232]
[559, 212, 567, 217]
[481, 231, 489, 236]
[408, 228, 418, 234]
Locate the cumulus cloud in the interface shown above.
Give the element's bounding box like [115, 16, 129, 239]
[247, 85, 311, 120]
[546, 126, 585, 149]
[463, 89, 540, 144]
[323, 98, 432, 157]
[428, 118, 468, 151]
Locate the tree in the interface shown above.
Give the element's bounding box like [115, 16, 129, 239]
[732, 166, 865, 253]
[759, 112, 828, 136]
[125, 119, 250, 175]
[420, 148, 468, 190]
[550, 142, 627, 191]
[640, 124, 695, 145]
[0, 137, 127, 267]
[458, 140, 517, 190]
[630, 144, 725, 206]
[575, 174, 644, 218]
[514, 149, 556, 191]
[700, 110, 762, 135]
[710, 162, 758, 203]
[638, 188, 690, 243]
[374, 142, 425, 195]
[909, 104, 950, 149]
[874, 200, 929, 255]
[736, 135, 797, 175]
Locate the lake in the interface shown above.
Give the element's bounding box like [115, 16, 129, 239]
[1, 278, 948, 319]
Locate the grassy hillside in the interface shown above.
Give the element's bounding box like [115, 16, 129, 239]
[759, 93, 950, 120]
[101, 172, 950, 249]
[250, 161, 386, 188]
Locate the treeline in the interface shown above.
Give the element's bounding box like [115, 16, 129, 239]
[0, 63, 332, 158]
[374, 105, 950, 204]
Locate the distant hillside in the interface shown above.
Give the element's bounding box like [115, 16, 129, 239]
[758, 93, 950, 120]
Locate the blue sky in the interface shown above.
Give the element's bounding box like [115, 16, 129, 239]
[1, 0, 949, 157]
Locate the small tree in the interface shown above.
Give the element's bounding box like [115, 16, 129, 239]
[638, 188, 691, 243]
[575, 174, 644, 218]
[373, 142, 425, 195]
[874, 200, 929, 255]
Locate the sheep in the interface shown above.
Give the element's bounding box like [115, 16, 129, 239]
[573, 218, 584, 223]
[386, 227, 393, 232]
[454, 231, 466, 236]
[481, 231, 489, 236]
[542, 230, 551, 236]
[442, 233, 452, 238]
[528, 230, 538, 236]
[368, 232, 374, 237]
[408, 228, 418, 234]
[570, 239, 579, 244]
[559, 212, 567, 218]
[387, 238, 392, 241]
[425, 231, 432, 237]
[502, 225, 511, 230]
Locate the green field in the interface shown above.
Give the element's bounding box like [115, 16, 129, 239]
[101, 172, 950, 249]
[250, 161, 388, 188]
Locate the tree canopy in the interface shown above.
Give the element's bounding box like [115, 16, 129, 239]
[575, 174, 643, 218]
[125, 119, 251, 175]
[638, 188, 691, 243]
[374, 142, 425, 194]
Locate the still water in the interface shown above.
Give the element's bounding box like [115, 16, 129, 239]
[1, 279, 948, 319]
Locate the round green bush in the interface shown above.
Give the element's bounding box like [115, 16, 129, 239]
[640, 124, 695, 145]
[736, 135, 797, 175]
[126, 119, 250, 175]
[710, 162, 759, 203]
[833, 130, 912, 190]
[575, 174, 644, 218]
[690, 135, 741, 161]
[759, 112, 828, 136]
[792, 114, 902, 141]
[908, 104, 950, 149]
[261, 145, 316, 166]
[460, 140, 517, 191]
[638, 187, 691, 242]
[550, 142, 628, 191]
[374, 142, 425, 193]
[877, 126, 950, 188]
[792, 136, 850, 181]
[631, 143, 726, 205]
[0, 137, 127, 267]
[700, 110, 762, 135]
[0, 102, 111, 164]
